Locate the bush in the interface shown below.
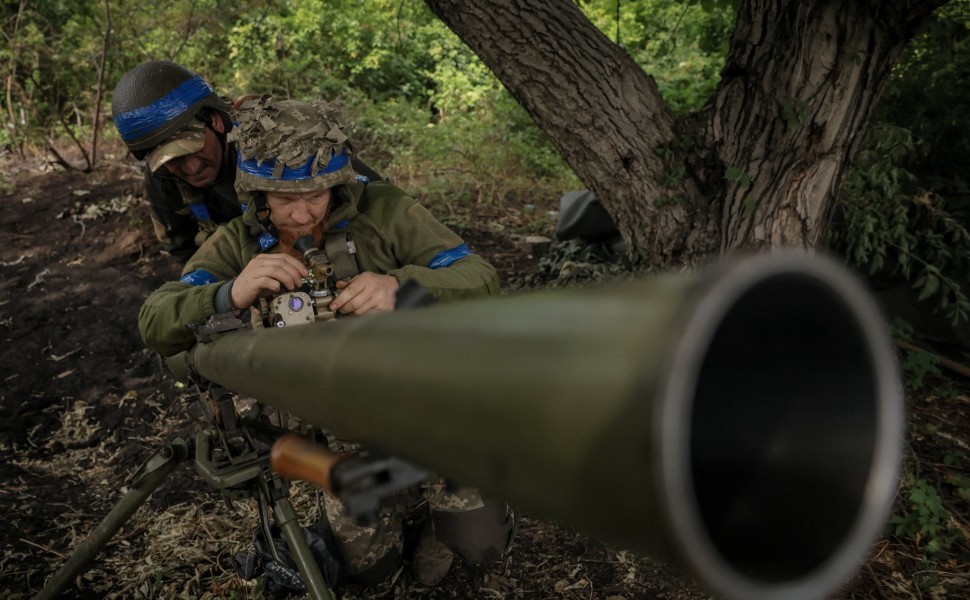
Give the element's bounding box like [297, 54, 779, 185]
[832, 123, 970, 324]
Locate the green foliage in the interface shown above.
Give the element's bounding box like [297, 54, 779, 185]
[890, 316, 915, 342]
[893, 314, 945, 391]
[900, 348, 943, 391]
[890, 477, 965, 557]
[578, 0, 733, 114]
[354, 86, 578, 205]
[0, 1, 96, 144]
[835, 4, 970, 327]
[875, 0, 970, 187]
[832, 124, 970, 325]
[224, 1, 462, 104]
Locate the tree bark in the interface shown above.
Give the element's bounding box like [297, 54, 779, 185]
[700, 0, 944, 253]
[424, 0, 949, 267]
[90, 0, 112, 170]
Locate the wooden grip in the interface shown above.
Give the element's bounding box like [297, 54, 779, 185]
[270, 433, 344, 492]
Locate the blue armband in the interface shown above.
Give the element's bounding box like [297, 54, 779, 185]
[180, 270, 219, 286]
[428, 244, 472, 269]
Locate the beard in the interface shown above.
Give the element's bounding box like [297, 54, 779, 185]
[277, 222, 326, 260]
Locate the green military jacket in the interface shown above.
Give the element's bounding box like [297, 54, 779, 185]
[139, 180, 500, 356]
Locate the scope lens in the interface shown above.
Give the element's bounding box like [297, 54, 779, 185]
[288, 296, 304, 311]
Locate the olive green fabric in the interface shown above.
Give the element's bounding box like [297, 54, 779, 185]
[139, 180, 500, 357]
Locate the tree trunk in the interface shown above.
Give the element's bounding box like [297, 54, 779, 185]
[90, 0, 112, 169]
[424, 0, 948, 267]
[698, 0, 942, 253]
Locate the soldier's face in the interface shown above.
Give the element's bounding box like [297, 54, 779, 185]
[162, 116, 225, 187]
[266, 188, 332, 236]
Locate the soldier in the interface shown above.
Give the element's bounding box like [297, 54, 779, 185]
[138, 96, 515, 586]
[111, 61, 242, 263]
[110, 61, 382, 263]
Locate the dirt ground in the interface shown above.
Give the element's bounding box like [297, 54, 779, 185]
[0, 157, 967, 599]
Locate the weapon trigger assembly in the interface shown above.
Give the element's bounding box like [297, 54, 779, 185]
[270, 433, 431, 525]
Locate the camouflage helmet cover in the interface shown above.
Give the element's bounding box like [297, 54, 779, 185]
[111, 61, 227, 153]
[231, 96, 357, 195]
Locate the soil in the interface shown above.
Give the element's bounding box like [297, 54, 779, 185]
[1, 157, 967, 600]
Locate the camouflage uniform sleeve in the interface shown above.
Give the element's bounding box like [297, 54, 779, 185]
[143, 166, 200, 264]
[138, 280, 219, 357]
[381, 198, 500, 301]
[138, 220, 252, 356]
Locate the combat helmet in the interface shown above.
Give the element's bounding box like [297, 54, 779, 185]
[111, 61, 227, 154]
[232, 95, 357, 198]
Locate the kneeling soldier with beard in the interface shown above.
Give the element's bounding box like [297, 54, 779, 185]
[138, 96, 515, 587]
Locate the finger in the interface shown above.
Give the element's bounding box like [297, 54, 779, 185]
[255, 275, 283, 296]
[330, 279, 363, 312]
[254, 256, 306, 290]
[250, 253, 307, 276]
[333, 291, 360, 314]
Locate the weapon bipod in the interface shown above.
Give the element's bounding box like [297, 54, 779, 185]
[36, 381, 337, 600]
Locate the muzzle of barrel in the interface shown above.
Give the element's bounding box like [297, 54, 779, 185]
[189, 252, 903, 600]
[657, 253, 902, 599]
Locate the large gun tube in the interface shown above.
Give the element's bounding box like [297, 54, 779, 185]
[185, 252, 902, 600]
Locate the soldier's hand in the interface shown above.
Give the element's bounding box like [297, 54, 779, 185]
[231, 253, 308, 309]
[331, 272, 399, 316]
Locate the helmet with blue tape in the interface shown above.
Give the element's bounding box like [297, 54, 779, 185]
[111, 61, 227, 155]
[231, 96, 357, 196]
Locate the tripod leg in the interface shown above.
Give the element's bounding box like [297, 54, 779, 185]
[273, 496, 336, 600]
[34, 438, 191, 600]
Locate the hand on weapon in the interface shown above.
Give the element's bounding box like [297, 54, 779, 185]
[232, 253, 308, 309]
[330, 272, 400, 315]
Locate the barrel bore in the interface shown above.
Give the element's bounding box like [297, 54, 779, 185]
[660, 258, 902, 600]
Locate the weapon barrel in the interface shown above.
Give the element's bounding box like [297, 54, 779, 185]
[186, 252, 903, 600]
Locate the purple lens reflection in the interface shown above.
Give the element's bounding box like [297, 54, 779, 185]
[288, 296, 304, 311]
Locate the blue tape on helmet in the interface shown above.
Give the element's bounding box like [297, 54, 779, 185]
[428, 244, 472, 269]
[113, 75, 213, 143]
[238, 150, 349, 181]
[180, 269, 219, 286]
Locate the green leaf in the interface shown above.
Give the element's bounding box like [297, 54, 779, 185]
[917, 274, 940, 301]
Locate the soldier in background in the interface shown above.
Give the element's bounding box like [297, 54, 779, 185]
[138, 96, 515, 586]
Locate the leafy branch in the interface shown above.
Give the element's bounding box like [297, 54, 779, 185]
[833, 124, 970, 325]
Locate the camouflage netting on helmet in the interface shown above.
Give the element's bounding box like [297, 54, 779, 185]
[231, 96, 357, 194]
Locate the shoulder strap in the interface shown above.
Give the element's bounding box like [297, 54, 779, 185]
[324, 228, 361, 281]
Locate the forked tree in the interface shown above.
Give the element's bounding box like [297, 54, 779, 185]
[424, 0, 950, 267]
